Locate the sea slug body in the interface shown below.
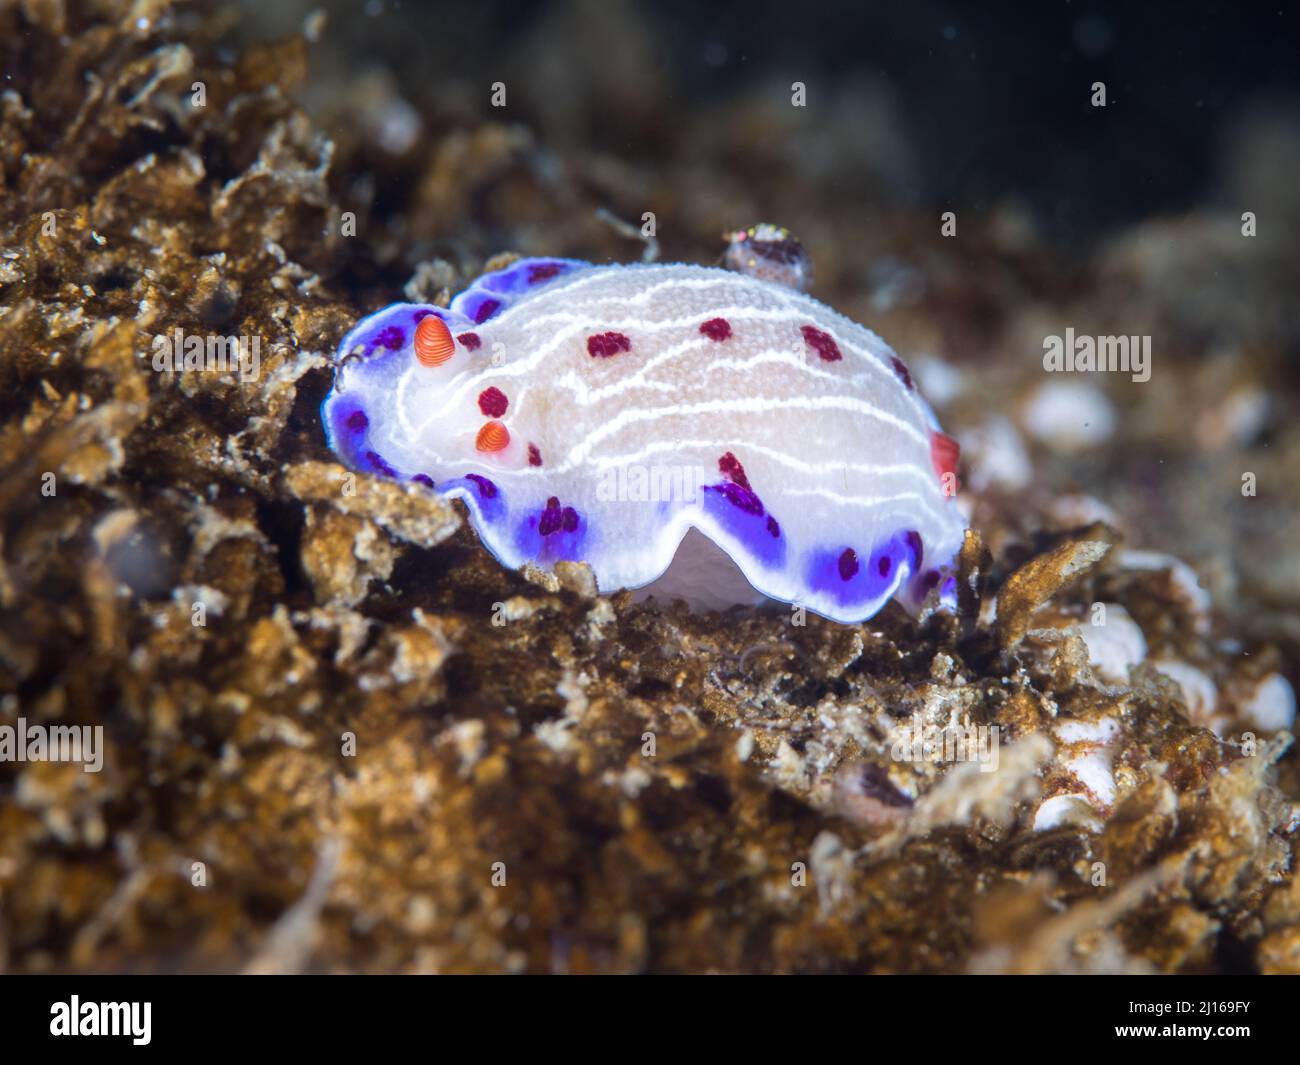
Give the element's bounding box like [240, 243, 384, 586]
[322, 254, 966, 623]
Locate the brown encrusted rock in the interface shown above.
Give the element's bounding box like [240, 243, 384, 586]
[284, 461, 460, 548]
[554, 560, 599, 599]
[299, 507, 396, 608]
[287, 461, 460, 607]
[997, 532, 1116, 649]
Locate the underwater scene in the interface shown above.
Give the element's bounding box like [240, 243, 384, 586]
[1, 0, 1298, 994]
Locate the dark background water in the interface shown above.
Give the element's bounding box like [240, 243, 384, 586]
[242, 0, 1300, 245]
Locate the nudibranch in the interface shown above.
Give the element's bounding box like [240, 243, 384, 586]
[322, 247, 966, 624]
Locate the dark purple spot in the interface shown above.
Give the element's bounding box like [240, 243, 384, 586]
[838, 548, 859, 581]
[473, 299, 501, 324]
[376, 326, 405, 351]
[718, 451, 750, 489]
[478, 386, 508, 417]
[921, 568, 941, 591]
[890, 355, 914, 391]
[586, 331, 632, 358]
[561, 507, 578, 533]
[346, 410, 368, 432]
[465, 473, 498, 499]
[877, 555, 891, 577]
[412, 474, 434, 487]
[527, 443, 542, 467]
[365, 450, 397, 477]
[801, 324, 842, 362]
[700, 317, 732, 342]
[766, 515, 781, 538]
[527, 262, 562, 284]
[538, 497, 562, 536]
[457, 332, 482, 351]
[905, 530, 924, 568]
[413, 309, 434, 322]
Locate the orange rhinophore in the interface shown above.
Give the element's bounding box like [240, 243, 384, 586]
[476, 421, 510, 452]
[414, 315, 455, 366]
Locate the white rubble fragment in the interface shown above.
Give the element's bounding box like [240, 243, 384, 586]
[911, 354, 965, 407]
[1150, 660, 1219, 725]
[962, 415, 1033, 492]
[1033, 793, 1104, 833]
[1021, 380, 1116, 451]
[1077, 604, 1147, 684]
[1054, 716, 1121, 806]
[1117, 549, 1212, 634]
[1047, 493, 1122, 530]
[1241, 673, 1296, 733]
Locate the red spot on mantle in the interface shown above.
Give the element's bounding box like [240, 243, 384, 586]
[478, 386, 508, 417]
[457, 332, 482, 351]
[801, 324, 842, 362]
[718, 451, 751, 490]
[930, 431, 961, 492]
[890, 355, 914, 391]
[538, 498, 562, 536]
[699, 318, 732, 341]
[527, 443, 543, 467]
[587, 331, 632, 358]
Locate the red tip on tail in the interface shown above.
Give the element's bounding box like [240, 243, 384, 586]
[930, 431, 960, 494]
